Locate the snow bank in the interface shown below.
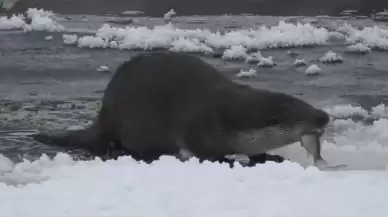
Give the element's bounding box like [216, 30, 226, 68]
[170, 37, 213, 53]
[96, 65, 110, 72]
[325, 103, 388, 119]
[222, 45, 248, 60]
[164, 9, 177, 22]
[65, 19, 388, 55]
[257, 56, 275, 67]
[305, 64, 321, 75]
[0, 153, 387, 217]
[294, 59, 307, 67]
[0, 8, 64, 32]
[338, 23, 388, 50]
[346, 43, 372, 53]
[62, 34, 78, 45]
[0, 15, 26, 30]
[71, 21, 333, 54]
[3, 8, 388, 53]
[319, 51, 344, 64]
[237, 68, 257, 77]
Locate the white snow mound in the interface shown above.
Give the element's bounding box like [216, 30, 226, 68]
[237, 68, 257, 77]
[320, 50, 344, 63]
[305, 64, 322, 75]
[0, 154, 387, 217]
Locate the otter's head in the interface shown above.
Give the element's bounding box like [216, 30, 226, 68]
[286, 107, 330, 138]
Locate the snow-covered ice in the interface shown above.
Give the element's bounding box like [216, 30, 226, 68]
[338, 23, 388, 50]
[0, 153, 387, 217]
[244, 52, 275, 67]
[346, 43, 372, 53]
[294, 59, 307, 67]
[0, 15, 26, 30]
[0, 8, 64, 32]
[305, 64, 322, 75]
[2, 8, 388, 53]
[120, 10, 145, 16]
[62, 34, 78, 45]
[164, 9, 177, 22]
[24, 8, 65, 32]
[45, 35, 53, 40]
[96, 65, 110, 72]
[72, 21, 333, 53]
[319, 50, 344, 64]
[77, 35, 108, 48]
[222, 45, 248, 60]
[245, 52, 263, 63]
[56, 19, 388, 57]
[287, 50, 299, 57]
[237, 68, 257, 77]
[170, 37, 213, 53]
[257, 56, 275, 67]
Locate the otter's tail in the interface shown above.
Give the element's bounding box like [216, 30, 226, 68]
[31, 122, 110, 156]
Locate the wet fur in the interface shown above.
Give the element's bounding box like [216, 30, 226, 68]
[32, 52, 329, 166]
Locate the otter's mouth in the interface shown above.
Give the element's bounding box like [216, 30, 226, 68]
[303, 127, 325, 137]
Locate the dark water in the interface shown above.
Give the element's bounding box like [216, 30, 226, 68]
[3, 0, 388, 17]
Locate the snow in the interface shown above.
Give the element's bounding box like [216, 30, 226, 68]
[257, 56, 275, 67]
[243, 52, 275, 67]
[0, 153, 387, 217]
[59, 19, 388, 56]
[170, 37, 213, 53]
[222, 45, 248, 60]
[120, 10, 145, 16]
[77, 35, 108, 48]
[287, 50, 299, 57]
[346, 43, 372, 53]
[24, 8, 65, 32]
[294, 59, 307, 67]
[237, 68, 257, 77]
[2, 8, 388, 53]
[319, 50, 344, 64]
[62, 34, 78, 45]
[245, 52, 263, 63]
[164, 9, 177, 22]
[45, 35, 53, 40]
[305, 64, 321, 75]
[96, 65, 110, 72]
[70, 21, 334, 53]
[0, 0, 19, 10]
[338, 23, 388, 50]
[0, 15, 26, 30]
[0, 8, 64, 32]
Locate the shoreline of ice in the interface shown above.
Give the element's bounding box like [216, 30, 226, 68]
[1, 8, 388, 54]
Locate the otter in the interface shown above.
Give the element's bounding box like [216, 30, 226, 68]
[32, 52, 344, 170]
